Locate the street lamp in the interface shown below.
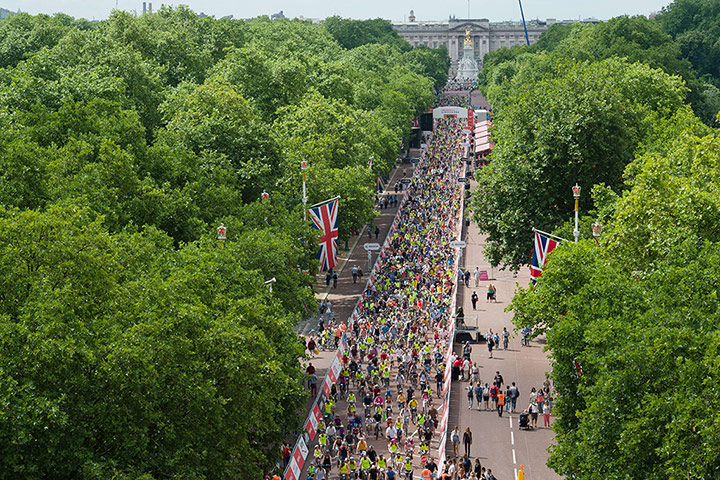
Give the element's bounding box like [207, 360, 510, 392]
[592, 221, 603, 245]
[301, 160, 308, 221]
[264, 277, 277, 293]
[572, 183, 581, 244]
[217, 223, 226, 247]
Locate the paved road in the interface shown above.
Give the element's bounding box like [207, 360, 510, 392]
[445, 174, 560, 480]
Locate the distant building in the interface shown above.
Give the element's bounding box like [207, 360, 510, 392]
[393, 12, 586, 74]
[270, 10, 286, 20]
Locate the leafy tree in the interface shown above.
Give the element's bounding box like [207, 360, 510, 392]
[472, 57, 686, 269]
[403, 45, 450, 88]
[0, 13, 71, 68]
[509, 108, 720, 479]
[324, 16, 410, 51]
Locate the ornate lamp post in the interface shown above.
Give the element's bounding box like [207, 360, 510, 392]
[592, 221, 603, 245]
[217, 223, 226, 247]
[572, 183, 581, 243]
[301, 160, 308, 221]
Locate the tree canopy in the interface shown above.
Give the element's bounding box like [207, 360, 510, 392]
[473, 2, 720, 476]
[0, 8, 438, 479]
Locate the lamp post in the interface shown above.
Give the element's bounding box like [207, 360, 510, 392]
[572, 183, 581, 243]
[217, 223, 226, 247]
[301, 160, 308, 221]
[592, 221, 603, 245]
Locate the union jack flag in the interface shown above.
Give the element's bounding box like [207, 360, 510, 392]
[377, 176, 385, 192]
[309, 199, 339, 272]
[530, 231, 561, 281]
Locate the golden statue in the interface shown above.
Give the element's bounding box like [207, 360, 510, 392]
[464, 27, 472, 46]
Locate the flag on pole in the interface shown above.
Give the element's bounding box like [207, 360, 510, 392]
[377, 176, 385, 192]
[367, 156, 373, 170]
[309, 198, 339, 272]
[530, 230, 561, 281]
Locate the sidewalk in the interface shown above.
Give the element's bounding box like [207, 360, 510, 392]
[445, 173, 559, 480]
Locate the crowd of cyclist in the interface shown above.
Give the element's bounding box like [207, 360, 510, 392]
[303, 118, 467, 480]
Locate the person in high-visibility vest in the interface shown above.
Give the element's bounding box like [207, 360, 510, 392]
[421, 467, 432, 480]
[348, 458, 357, 476]
[377, 453, 387, 470]
[339, 461, 349, 477]
[318, 432, 327, 450]
[404, 457, 414, 477]
[361, 454, 371, 472]
[497, 391, 505, 417]
[517, 464, 525, 480]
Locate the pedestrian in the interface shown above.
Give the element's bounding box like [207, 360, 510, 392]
[543, 403, 551, 427]
[464, 270, 470, 287]
[493, 371, 504, 390]
[307, 337, 316, 357]
[497, 390, 505, 417]
[505, 386, 512, 413]
[474, 266, 480, 287]
[309, 373, 317, 396]
[486, 283, 495, 302]
[529, 402, 539, 429]
[466, 383, 474, 409]
[487, 330, 494, 358]
[352, 265, 358, 283]
[474, 383, 482, 411]
[374, 226, 380, 239]
[462, 427, 472, 456]
[367, 227, 372, 239]
[325, 271, 332, 287]
[332, 272, 338, 288]
[471, 291, 478, 310]
[482, 383, 490, 410]
[502, 327, 509, 350]
[510, 382, 519, 413]
[451, 426, 460, 456]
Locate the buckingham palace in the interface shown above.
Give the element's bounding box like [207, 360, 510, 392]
[393, 11, 574, 74]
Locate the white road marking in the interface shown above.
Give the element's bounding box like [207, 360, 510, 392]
[515, 468, 518, 479]
[509, 416, 513, 429]
[512, 448, 517, 464]
[511, 431, 515, 445]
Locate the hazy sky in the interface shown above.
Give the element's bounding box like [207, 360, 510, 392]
[2, 0, 672, 22]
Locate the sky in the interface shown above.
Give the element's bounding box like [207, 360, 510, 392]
[2, 0, 673, 22]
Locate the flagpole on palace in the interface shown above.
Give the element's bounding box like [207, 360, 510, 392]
[301, 160, 308, 221]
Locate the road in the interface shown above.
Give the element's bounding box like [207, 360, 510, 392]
[446, 173, 560, 480]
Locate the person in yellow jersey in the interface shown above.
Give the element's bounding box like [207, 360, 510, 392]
[360, 453, 371, 473]
[348, 457, 357, 478]
[377, 453, 387, 470]
[404, 456, 414, 479]
[339, 460, 349, 478]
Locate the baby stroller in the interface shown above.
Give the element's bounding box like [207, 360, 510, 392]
[518, 412, 531, 430]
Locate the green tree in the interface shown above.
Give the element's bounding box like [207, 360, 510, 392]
[472, 57, 686, 269]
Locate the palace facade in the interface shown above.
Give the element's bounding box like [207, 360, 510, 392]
[393, 12, 577, 74]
